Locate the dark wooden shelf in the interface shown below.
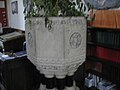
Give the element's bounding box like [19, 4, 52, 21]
[86, 56, 120, 69]
[84, 86, 98, 90]
[85, 69, 103, 78]
[87, 42, 120, 51]
[87, 26, 120, 32]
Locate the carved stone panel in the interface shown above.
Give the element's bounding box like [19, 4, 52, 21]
[25, 17, 86, 77]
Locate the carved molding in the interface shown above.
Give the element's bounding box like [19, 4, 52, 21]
[28, 54, 85, 76]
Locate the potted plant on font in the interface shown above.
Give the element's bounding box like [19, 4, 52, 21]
[24, 0, 91, 90]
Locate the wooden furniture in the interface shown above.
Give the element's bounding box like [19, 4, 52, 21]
[85, 10, 120, 90]
[0, 31, 25, 52]
[2, 56, 41, 90]
[90, 10, 120, 29]
[0, 27, 15, 35]
[85, 27, 120, 90]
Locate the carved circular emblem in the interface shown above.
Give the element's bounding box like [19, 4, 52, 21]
[27, 32, 33, 47]
[70, 32, 82, 49]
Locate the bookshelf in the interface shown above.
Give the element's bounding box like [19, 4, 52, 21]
[0, 0, 8, 27]
[85, 26, 120, 90]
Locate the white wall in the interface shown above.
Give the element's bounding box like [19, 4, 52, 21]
[7, 0, 25, 31]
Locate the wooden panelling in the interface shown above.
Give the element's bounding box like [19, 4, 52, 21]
[90, 10, 120, 29]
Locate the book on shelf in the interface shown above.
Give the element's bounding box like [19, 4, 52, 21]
[87, 46, 120, 63]
[88, 30, 120, 48]
[85, 72, 102, 89]
[98, 80, 116, 90]
[14, 51, 27, 57]
[85, 71, 117, 90]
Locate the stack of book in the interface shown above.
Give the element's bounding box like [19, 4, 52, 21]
[87, 46, 120, 63]
[98, 80, 116, 90]
[89, 30, 120, 48]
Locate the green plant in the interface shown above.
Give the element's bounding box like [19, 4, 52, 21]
[24, 0, 88, 18]
[24, 0, 93, 28]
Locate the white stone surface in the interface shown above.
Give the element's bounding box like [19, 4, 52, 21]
[25, 17, 86, 77]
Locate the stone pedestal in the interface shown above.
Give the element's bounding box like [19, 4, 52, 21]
[25, 17, 86, 89]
